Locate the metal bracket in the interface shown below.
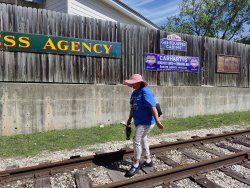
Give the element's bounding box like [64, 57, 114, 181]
[192, 174, 206, 180]
[220, 166, 230, 172]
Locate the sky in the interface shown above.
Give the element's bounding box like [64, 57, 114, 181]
[121, 0, 250, 37]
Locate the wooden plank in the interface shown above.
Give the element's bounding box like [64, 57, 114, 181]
[116, 22, 121, 84]
[239, 43, 243, 87]
[119, 23, 125, 84]
[53, 11, 62, 83]
[226, 41, 232, 86]
[106, 164, 127, 182]
[7, 4, 13, 32]
[197, 145, 225, 157]
[199, 36, 204, 86]
[147, 29, 153, 85]
[76, 16, 81, 84]
[137, 26, 142, 77]
[69, 14, 74, 83]
[211, 38, 216, 86]
[182, 34, 188, 86]
[26, 7, 35, 82]
[2, 3, 8, 31]
[78, 16, 85, 84]
[11, 4, 17, 33]
[220, 167, 250, 185]
[75, 170, 91, 188]
[242, 44, 248, 87]
[0, 3, 2, 31]
[35, 177, 51, 188]
[222, 40, 227, 86]
[102, 20, 108, 84]
[96, 20, 102, 84]
[42, 9, 48, 36]
[141, 27, 146, 82]
[41, 54, 48, 82]
[71, 15, 77, 83]
[2, 4, 8, 81]
[26, 53, 34, 82]
[134, 25, 138, 74]
[188, 34, 193, 85]
[215, 39, 220, 86]
[48, 54, 54, 82]
[207, 37, 211, 86]
[152, 29, 158, 86]
[156, 154, 181, 168]
[108, 21, 115, 84]
[233, 42, 237, 87]
[64, 13, 71, 83]
[85, 17, 91, 84]
[23, 6, 28, 32]
[236, 43, 241, 87]
[0, 51, 3, 81]
[248, 45, 250, 87]
[179, 149, 208, 162]
[92, 18, 97, 84]
[42, 9, 49, 82]
[192, 175, 223, 188]
[22, 6, 28, 82]
[126, 24, 131, 81]
[36, 9, 43, 82]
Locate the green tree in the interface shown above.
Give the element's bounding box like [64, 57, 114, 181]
[234, 32, 250, 44]
[162, 0, 250, 40]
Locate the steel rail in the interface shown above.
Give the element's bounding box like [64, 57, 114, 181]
[96, 150, 250, 188]
[0, 129, 250, 183]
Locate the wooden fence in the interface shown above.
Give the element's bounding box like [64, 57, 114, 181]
[0, 3, 249, 87]
[205, 38, 250, 87]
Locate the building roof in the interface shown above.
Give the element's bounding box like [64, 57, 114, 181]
[106, 0, 162, 30]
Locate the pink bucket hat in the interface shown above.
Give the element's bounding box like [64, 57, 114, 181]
[124, 74, 148, 87]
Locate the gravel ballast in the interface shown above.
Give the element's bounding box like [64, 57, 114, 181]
[1, 124, 250, 188]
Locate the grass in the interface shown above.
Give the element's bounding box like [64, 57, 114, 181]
[86, 148, 101, 152]
[0, 110, 250, 158]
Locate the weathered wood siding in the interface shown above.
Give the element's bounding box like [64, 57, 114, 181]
[0, 3, 249, 87]
[45, 0, 67, 13]
[68, 0, 144, 27]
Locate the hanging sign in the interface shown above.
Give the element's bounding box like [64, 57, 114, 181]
[145, 53, 199, 73]
[20, 0, 45, 4]
[160, 34, 187, 52]
[217, 55, 240, 73]
[1, 31, 121, 58]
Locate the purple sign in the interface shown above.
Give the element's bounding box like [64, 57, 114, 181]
[160, 39, 187, 52]
[145, 53, 199, 73]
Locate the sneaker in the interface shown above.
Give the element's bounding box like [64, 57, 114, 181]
[126, 165, 140, 176]
[141, 160, 153, 168]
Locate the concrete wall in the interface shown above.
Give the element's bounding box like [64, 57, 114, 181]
[1, 83, 250, 136]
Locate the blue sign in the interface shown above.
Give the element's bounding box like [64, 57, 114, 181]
[160, 38, 187, 52]
[145, 53, 199, 73]
[21, 0, 45, 4]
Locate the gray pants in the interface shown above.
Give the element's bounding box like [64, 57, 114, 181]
[133, 124, 155, 160]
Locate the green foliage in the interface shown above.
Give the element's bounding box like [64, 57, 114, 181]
[234, 33, 250, 44]
[0, 111, 250, 157]
[162, 0, 250, 40]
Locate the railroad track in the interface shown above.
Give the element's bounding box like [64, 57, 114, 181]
[1, 129, 250, 188]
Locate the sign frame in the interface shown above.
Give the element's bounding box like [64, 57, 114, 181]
[1, 31, 121, 58]
[145, 53, 199, 73]
[160, 38, 187, 52]
[216, 54, 241, 74]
